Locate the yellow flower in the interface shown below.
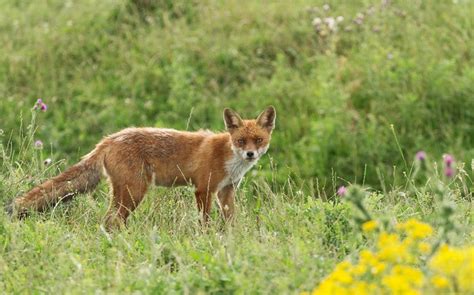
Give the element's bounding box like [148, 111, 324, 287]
[396, 219, 433, 239]
[362, 220, 378, 233]
[429, 245, 474, 293]
[418, 242, 431, 254]
[382, 265, 424, 294]
[378, 232, 399, 248]
[371, 262, 386, 275]
[431, 276, 449, 289]
[351, 263, 367, 276]
[430, 245, 464, 276]
[377, 233, 411, 263]
[312, 281, 349, 295]
[359, 250, 386, 275]
[330, 261, 353, 284]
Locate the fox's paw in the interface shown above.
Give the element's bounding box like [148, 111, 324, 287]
[4, 200, 28, 219]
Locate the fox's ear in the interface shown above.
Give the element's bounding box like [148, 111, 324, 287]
[256, 106, 276, 132]
[223, 108, 244, 131]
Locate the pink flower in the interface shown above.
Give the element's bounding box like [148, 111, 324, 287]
[33, 98, 48, 112]
[34, 140, 43, 149]
[415, 151, 426, 161]
[337, 186, 347, 197]
[445, 167, 455, 178]
[443, 154, 454, 167]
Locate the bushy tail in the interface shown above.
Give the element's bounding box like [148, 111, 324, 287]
[8, 142, 108, 217]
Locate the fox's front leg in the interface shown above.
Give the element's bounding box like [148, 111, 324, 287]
[194, 188, 215, 224]
[217, 185, 235, 222]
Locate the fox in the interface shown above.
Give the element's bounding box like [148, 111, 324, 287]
[8, 106, 276, 230]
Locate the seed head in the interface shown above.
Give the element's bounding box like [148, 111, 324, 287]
[34, 140, 43, 149]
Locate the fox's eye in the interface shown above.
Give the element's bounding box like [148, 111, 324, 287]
[237, 138, 245, 145]
[255, 137, 263, 144]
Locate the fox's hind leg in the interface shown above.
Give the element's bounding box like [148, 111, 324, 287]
[104, 173, 150, 231]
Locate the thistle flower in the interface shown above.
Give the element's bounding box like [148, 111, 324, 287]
[34, 140, 43, 149]
[415, 151, 426, 161]
[337, 186, 347, 197]
[33, 98, 48, 112]
[444, 167, 455, 178]
[443, 154, 454, 167]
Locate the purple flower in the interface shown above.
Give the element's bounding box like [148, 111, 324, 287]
[33, 98, 48, 112]
[415, 151, 426, 161]
[443, 154, 454, 167]
[34, 140, 43, 149]
[445, 167, 455, 178]
[337, 186, 347, 197]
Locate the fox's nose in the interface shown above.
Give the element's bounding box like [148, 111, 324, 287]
[246, 151, 255, 158]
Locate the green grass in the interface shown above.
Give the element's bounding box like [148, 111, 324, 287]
[0, 0, 473, 293]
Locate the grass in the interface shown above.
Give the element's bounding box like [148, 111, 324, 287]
[0, 0, 473, 293]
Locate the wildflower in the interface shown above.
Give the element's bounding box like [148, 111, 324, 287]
[337, 186, 347, 197]
[44, 158, 52, 166]
[331, 261, 353, 284]
[387, 53, 393, 60]
[324, 17, 337, 31]
[362, 220, 378, 233]
[418, 242, 431, 254]
[445, 167, 455, 178]
[359, 250, 386, 275]
[382, 265, 424, 293]
[336, 16, 344, 23]
[34, 140, 43, 149]
[430, 245, 474, 292]
[431, 276, 449, 289]
[322, 4, 330, 11]
[312, 17, 322, 27]
[33, 98, 48, 112]
[415, 150, 426, 161]
[443, 154, 454, 167]
[430, 245, 465, 276]
[396, 218, 433, 239]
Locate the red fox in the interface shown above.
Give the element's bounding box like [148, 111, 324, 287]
[8, 106, 276, 230]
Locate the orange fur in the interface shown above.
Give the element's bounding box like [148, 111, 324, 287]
[9, 107, 276, 230]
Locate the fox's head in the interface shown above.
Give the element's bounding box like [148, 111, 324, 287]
[223, 106, 276, 162]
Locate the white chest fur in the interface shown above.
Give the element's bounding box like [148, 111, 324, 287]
[217, 155, 256, 191]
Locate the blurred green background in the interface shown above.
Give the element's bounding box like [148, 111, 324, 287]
[1, 0, 473, 190]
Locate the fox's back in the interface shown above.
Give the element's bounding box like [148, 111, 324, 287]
[102, 127, 217, 186]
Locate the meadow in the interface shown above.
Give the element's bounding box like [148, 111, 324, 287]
[0, 0, 473, 293]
